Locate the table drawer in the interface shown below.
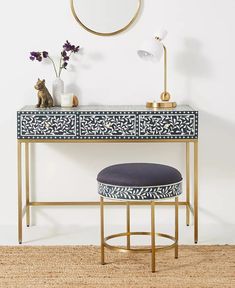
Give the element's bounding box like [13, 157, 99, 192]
[79, 114, 136, 137]
[139, 112, 198, 138]
[18, 112, 77, 138]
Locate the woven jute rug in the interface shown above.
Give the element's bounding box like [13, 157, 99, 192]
[0, 245, 234, 288]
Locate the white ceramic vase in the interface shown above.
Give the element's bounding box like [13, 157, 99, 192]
[52, 77, 64, 106]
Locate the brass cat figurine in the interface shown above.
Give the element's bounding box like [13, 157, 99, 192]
[35, 78, 54, 108]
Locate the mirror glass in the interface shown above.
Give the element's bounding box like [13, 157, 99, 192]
[71, 0, 141, 36]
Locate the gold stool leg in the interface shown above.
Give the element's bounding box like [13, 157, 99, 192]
[100, 197, 105, 265]
[175, 197, 179, 259]
[126, 202, 130, 249]
[151, 201, 156, 273]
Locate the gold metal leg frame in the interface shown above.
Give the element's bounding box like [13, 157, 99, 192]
[18, 142, 22, 244]
[186, 143, 190, 226]
[185, 141, 199, 244]
[100, 198, 179, 273]
[18, 142, 31, 243]
[18, 140, 198, 245]
[25, 143, 30, 227]
[194, 141, 199, 244]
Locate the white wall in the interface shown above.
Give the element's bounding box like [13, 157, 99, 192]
[0, 0, 235, 244]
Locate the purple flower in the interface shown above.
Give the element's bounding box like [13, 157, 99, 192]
[42, 51, 48, 58]
[29, 41, 80, 77]
[30, 51, 43, 61]
[30, 51, 39, 57]
[63, 40, 72, 52]
[63, 41, 80, 53]
[61, 50, 69, 62]
[73, 45, 80, 53]
[63, 62, 68, 69]
[61, 50, 67, 57]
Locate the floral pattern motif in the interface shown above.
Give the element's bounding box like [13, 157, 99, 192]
[139, 114, 196, 137]
[20, 114, 76, 137]
[80, 115, 136, 136]
[98, 182, 182, 200]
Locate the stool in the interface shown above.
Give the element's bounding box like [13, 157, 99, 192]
[97, 163, 183, 272]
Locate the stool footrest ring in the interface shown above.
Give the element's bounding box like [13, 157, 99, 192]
[104, 231, 177, 253]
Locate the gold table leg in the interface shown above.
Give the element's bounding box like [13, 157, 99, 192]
[18, 141, 22, 244]
[151, 201, 156, 273]
[100, 197, 105, 264]
[126, 202, 130, 249]
[25, 143, 30, 227]
[194, 141, 199, 244]
[186, 143, 190, 226]
[175, 197, 179, 258]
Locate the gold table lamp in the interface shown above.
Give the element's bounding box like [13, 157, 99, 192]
[138, 30, 176, 109]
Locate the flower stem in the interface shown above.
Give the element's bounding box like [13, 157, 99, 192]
[48, 56, 58, 77]
[59, 56, 63, 77]
[59, 51, 73, 77]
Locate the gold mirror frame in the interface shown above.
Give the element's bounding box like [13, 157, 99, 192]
[70, 0, 142, 36]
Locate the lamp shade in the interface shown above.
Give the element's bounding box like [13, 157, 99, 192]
[157, 29, 168, 41]
[137, 29, 168, 61]
[137, 38, 164, 61]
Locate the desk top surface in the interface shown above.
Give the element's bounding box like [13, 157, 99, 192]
[19, 105, 196, 112]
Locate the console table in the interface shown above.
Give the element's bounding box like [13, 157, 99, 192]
[17, 105, 199, 244]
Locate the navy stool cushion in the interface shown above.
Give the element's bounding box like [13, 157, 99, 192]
[97, 163, 183, 200]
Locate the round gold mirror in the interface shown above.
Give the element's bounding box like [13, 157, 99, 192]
[70, 0, 142, 36]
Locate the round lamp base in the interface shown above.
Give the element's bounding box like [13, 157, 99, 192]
[146, 101, 177, 109]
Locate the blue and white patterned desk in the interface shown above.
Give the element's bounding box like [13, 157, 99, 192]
[17, 105, 199, 243]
